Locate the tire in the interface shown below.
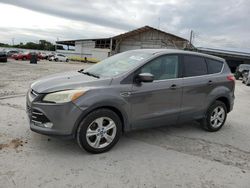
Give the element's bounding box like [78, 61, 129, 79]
[202, 101, 227, 132]
[246, 79, 250, 86]
[76, 108, 122, 154]
[22, 57, 26, 61]
[55, 58, 58, 62]
[66, 59, 69, 62]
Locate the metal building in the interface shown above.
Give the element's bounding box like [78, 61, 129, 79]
[56, 25, 189, 61]
[197, 47, 250, 72]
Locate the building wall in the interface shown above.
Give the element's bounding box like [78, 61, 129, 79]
[117, 30, 187, 53]
[74, 40, 110, 60]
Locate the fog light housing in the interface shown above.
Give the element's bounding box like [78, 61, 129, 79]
[43, 122, 53, 128]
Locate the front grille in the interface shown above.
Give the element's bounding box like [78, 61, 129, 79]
[31, 109, 50, 126]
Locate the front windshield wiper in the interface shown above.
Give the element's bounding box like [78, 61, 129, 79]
[81, 71, 100, 78]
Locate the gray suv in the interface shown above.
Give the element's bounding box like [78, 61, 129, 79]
[26, 49, 235, 153]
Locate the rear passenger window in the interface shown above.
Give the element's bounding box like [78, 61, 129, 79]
[183, 55, 207, 77]
[206, 59, 223, 74]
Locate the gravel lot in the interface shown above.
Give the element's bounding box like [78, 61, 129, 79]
[0, 59, 250, 188]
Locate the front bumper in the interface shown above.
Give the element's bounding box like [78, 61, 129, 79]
[26, 89, 83, 137]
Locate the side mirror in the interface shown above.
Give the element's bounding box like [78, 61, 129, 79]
[136, 73, 154, 83]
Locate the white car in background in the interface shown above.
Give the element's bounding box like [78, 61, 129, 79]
[242, 71, 250, 86]
[49, 54, 69, 62]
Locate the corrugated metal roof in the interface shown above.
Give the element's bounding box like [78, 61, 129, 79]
[113, 25, 188, 41]
[56, 25, 188, 46]
[197, 47, 250, 59]
[56, 38, 111, 46]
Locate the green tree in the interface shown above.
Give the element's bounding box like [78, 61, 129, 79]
[0, 40, 56, 51]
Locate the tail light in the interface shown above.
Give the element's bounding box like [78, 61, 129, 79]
[227, 74, 235, 81]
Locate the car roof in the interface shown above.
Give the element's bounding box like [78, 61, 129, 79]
[129, 49, 225, 62]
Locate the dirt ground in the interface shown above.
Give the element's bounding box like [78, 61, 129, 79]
[0, 59, 250, 188]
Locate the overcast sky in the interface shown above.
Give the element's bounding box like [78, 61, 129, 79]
[0, 0, 249, 51]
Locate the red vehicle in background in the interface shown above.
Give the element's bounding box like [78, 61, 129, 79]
[12, 52, 41, 61]
[11, 52, 22, 60]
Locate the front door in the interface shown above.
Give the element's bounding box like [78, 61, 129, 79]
[129, 54, 183, 130]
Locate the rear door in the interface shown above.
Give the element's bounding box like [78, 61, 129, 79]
[129, 54, 183, 129]
[180, 55, 211, 121]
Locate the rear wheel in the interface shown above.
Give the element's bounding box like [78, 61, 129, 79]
[55, 58, 58, 62]
[202, 101, 227, 132]
[76, 109, 122, 153]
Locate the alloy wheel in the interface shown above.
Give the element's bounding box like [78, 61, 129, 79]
[86, 117, 117, 149]
[210, 106, 225, 128]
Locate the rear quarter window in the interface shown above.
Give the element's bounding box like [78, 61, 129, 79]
[206, 59, 223, 74]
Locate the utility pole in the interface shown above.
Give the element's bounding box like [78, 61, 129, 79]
[189, 30, 193, 49]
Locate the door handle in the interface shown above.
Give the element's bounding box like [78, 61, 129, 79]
[207, 80, 213, 85]
[170, 84, 177, 90]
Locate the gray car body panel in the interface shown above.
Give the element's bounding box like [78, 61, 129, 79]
[26, 49, 235, 138]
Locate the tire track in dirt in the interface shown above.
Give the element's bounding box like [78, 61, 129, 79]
[126, 128, 250, 171]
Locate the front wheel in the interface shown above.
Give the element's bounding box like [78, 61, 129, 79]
[201, 101, 227, 132]
[76, 109, 122, 153]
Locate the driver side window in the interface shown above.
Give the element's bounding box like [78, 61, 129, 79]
[140, 55, 179, 80]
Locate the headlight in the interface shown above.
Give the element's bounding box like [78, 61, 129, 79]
[43, 90, 85, 103]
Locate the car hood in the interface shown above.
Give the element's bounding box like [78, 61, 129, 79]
[31, 71, 112, 93]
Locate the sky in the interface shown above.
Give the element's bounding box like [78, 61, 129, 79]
[0, 0, 249, 51]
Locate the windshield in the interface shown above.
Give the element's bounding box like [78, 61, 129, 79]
[84, 51, 152, 78]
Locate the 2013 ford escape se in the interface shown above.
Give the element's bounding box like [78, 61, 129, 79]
[26, 49, 235, 153]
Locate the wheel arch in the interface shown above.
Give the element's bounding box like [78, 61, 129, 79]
[215, 96, 230, 113]
[206, 96, 230, 114]
[73, 105, 128, 138]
